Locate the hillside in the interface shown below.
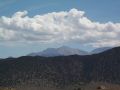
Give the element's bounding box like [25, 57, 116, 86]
[0, 47, 120, 89]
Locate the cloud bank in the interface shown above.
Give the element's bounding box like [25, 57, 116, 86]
[0, 9, 120, 47]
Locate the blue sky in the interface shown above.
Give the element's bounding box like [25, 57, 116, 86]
[0, 0, 120, 58]
[0, 0, 120, 22]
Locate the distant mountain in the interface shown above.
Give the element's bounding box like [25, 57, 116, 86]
[0, 46, 120, 89]
[90, 47, 113, 54]
[28, 46, 88, 57]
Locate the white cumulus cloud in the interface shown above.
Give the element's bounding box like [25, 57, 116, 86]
[0, 8, 120, 47]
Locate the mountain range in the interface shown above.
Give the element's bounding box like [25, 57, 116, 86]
[0, 46, 120, 90]
[28, 46, 112, 57]
[28, 46, 88, 57]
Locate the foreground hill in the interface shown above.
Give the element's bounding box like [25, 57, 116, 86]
[0, 47, 120, 89]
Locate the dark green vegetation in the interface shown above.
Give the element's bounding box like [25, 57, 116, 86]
[0, 47, 120, 90]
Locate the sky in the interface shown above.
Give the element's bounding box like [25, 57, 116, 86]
[0, 0, 120, 58]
